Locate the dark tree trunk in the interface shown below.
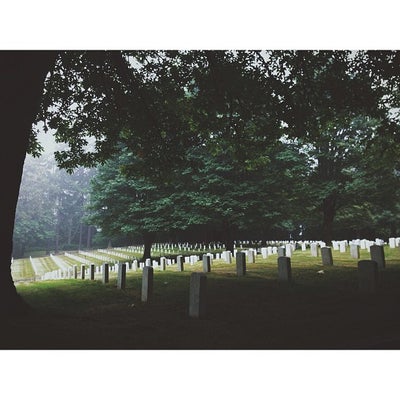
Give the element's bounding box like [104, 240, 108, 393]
[321, 193, 337, 245]
[0, 51, 57, 316]
[223, 224, 236, 253]
[390, 224, 397, 237]
[142, 232, 156, 260]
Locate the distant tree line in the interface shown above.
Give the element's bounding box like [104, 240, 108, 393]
[13, 153, 95, 258]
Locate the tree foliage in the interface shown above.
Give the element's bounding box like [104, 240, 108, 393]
[13, 153, 95, 257]
[29, 50, 400, 246]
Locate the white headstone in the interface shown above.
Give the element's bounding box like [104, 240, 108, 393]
[285, 244, 292, 258]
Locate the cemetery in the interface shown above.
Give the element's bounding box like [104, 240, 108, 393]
[4, 238, 400, 349]
[3, 50, 400, 353]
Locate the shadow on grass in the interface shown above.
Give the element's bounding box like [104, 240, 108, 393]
[3, 263, 400, 349]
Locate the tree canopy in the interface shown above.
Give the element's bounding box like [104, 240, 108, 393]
[27, 50, 400, 246]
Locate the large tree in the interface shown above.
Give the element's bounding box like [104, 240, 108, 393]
[1, 51, 57, 316]
[87, 150, 207, 259]
[271, 51, 400, 243]
[88, 140, 311, 252]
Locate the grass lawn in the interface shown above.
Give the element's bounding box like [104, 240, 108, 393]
[4, 247, 400, 349]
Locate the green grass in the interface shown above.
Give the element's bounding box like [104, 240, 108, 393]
[37, 256, 58, 272]
[62, 252, 106, 266]
[4, 247, 400, 349]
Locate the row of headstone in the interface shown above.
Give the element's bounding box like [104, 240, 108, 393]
[96, 237, 393, 259]
[97, 248, 130, 259]
[64, 252, 91, 265]
[49, 254, 69, 272]
[277, 249, 386, 294]
[316, 244, 386, 268]
[34, 237, 393, 283]
[388, 237, 400, 248]
[79, 250, 110, 262]
[126, 241, 228, 255]
[29, 256, 40, 277]
[139, 246, 389, 320]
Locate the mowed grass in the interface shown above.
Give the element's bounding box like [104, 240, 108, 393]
[4, 247, 400, 349]
[11, 258, 35, 281]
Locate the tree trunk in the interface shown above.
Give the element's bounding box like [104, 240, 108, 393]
[223, 224, 236, 253]
[0, 51, 57, 316]
[55, 213, 60, 254]
[67, 221, 73, 245]
[390, 223, 397, 237]
[142, 232, 156, 260]
[321, 194, 337, 245]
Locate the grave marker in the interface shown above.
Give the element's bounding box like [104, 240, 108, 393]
[278, 256, 292, 282]
[285, 244, 292, 258]
[370, 245, 386, 269]
[321, 247, 333, 266]
[236, 251, 246, 276]
[350, 244, 360, 259]
[81, 264, 85, 280]
[141, 266, 153, 302]
[202, 255, 211, 273]
[160, 257, 166, 271]
[223, 251, 232, 263]
[90, 264, 95, 280]
[261, 247, 268, 259]
[247, 249, 255, 263]
[310, 243, 319, 257]
[332, 241, 339, 251]
[189, 272, 207, 318]
[177, 255, 184, 272]
[102, 263, 109, 284]
[117, 262, 126, 290]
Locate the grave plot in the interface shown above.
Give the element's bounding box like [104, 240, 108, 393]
[50, 254, 70, 272]
[11, 258, 36, 281]
[64, 252, 102, 266]
[96, 249, 133, 260]
[78, 250, 113, 263]
[32, 256, 59, 276]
